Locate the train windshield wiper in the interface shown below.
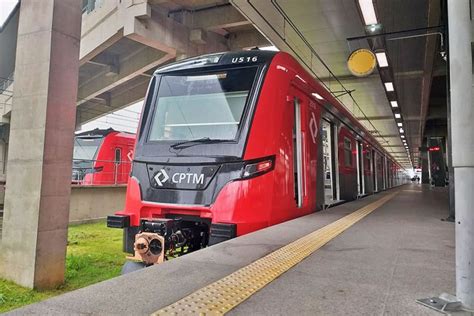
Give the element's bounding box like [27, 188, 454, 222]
[170, 137, 229, 149]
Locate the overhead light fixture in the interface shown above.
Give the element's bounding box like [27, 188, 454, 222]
[358, 0, 378, 25]
[366, 24, 383, 33]
[399, 128, 404, 133]
[390, 101, 398, 108]
[258, 45, 279, 51]
[395, 113, 401, 119]
[385, 82, 394, 92]
[375, 52, 388, 67]
[312, 93, 324, 100]
[397, 122, 403, 127]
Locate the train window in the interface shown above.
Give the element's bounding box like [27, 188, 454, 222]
[73, 137, 104, 177]
[148, 67, 258, 141]
[115, 148, 121, 164]
[344, 137, 352, 167]
[73, 137, 102, 161]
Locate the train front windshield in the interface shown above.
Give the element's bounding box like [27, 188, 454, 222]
[73, 137, 102, 161]
[72, 137, 104, 181]
[148, 67, 258, 142]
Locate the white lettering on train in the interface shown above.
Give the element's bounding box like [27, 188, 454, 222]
[171, 172, 205, 185]
[231, 56, 258, 63]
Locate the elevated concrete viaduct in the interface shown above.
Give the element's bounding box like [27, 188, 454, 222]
[76, 0, 268, 125]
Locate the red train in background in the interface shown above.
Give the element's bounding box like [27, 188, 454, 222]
[107, 51, 408, 268]
[73, 128, 135, 185]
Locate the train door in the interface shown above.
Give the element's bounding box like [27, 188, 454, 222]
[291, 87, 319, 212]
[322, 119, 336, 205]
[338, 128, 357, 201]
[333, 124, 341, 201]
[363, 145, 372, 194]
[381, 155, 386, 190]
[373, 150, 378, 192]
[356, 141, 364, 196]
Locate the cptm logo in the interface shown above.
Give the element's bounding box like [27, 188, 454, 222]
[154, 169, 205, 187]
[309, 112, 318, 144]
[154, 169, 169, 187]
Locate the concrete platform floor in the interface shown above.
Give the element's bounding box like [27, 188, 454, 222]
[231, 184, 454, 316]
[9, 184, 455, 315]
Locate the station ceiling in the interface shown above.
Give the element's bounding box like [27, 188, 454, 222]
[231, 0, 447, 169]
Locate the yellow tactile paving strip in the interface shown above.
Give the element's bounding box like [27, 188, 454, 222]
[152, 191, 399, 316]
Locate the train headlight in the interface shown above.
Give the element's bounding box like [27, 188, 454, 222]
[242, 156, 275, 179]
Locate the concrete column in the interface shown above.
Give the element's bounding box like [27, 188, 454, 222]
[448, 0, 474, 309]
[0, 0, 81, 289]
[444, 0, 455, 220]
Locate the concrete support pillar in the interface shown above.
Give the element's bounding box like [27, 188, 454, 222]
[0, 0, 81, 289]
[448, 0, 474, 309]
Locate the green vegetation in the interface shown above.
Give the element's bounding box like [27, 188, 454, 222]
[0, 220, 125, 313]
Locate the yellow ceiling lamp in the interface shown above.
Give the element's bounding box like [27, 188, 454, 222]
[347, 48, 377, 77]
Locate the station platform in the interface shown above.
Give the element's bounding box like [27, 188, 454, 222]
[10, 184, 455, 315]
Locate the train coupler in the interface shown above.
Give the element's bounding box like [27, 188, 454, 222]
[126, 232, 165, 265]
[127, 217, 209, 265]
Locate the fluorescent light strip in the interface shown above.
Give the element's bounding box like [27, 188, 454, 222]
[390, 101, 398, 108]
[259, 45, 279, 51]
[376, 52, 388, 67]
[397, 122, 403, 127]
[385, 82, 394, 92]
[358, 0, 378, 25]
[312, 93, 324, 100]
[395, 113, 401, 119]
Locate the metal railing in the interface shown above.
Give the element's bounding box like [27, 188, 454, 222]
[72, 158, 132, 186]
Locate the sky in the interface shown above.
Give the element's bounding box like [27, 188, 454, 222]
[79, 102, 143, 134]
[0, 0, 18, 28]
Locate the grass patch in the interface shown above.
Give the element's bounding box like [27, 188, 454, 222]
[0, 220, 125, 313]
